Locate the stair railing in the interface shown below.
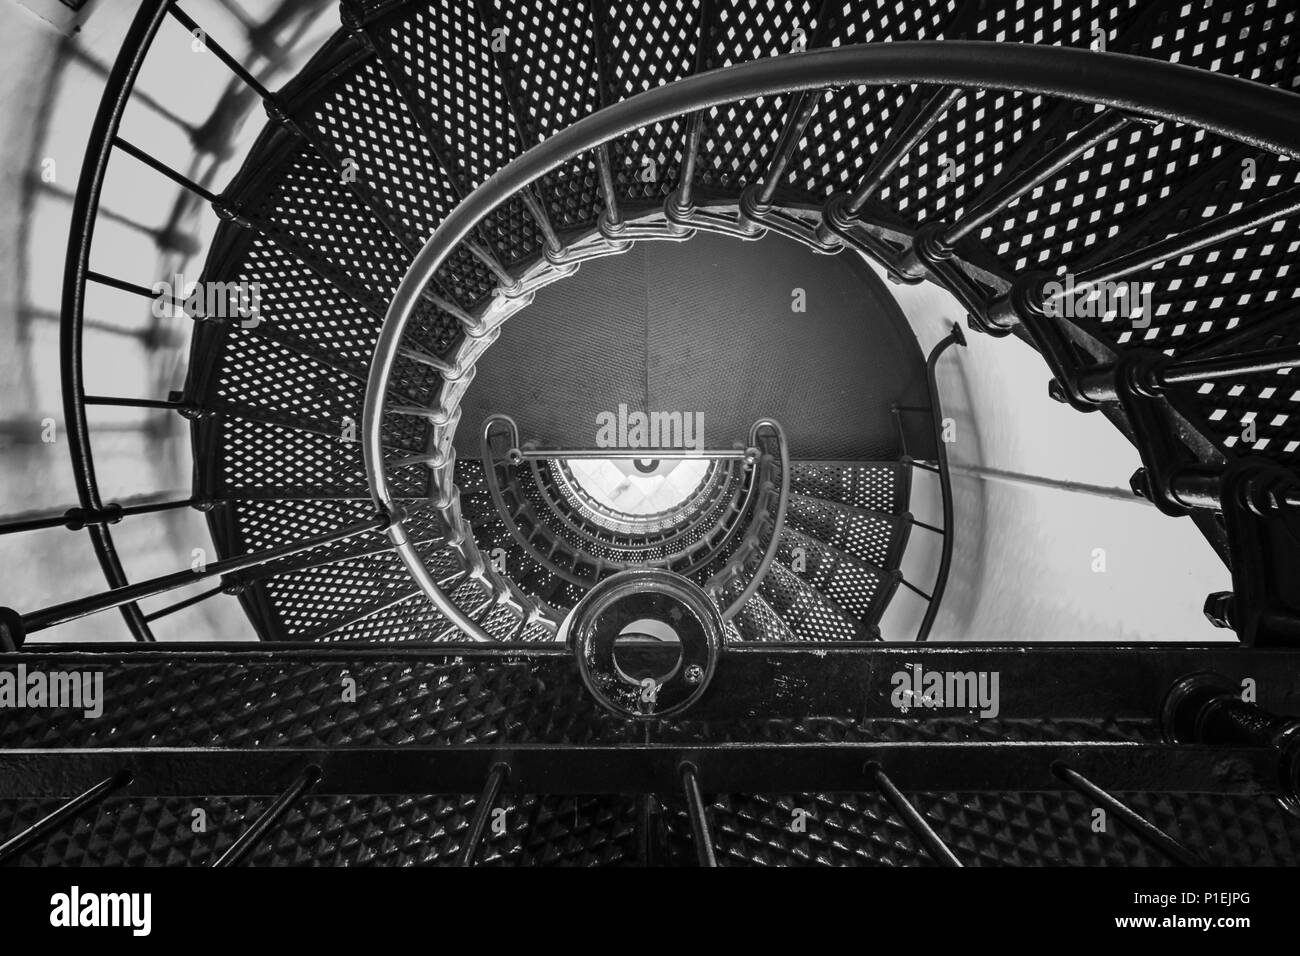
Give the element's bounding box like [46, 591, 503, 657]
[364, 42, 1300, 645]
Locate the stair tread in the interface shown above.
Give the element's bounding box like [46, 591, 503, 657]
[731, 590, 796, 644]
[759, 558, 876, 643]
[785, 492, 913, 571]
[776, 526, 899, 627]
[789, 460, 911, 514]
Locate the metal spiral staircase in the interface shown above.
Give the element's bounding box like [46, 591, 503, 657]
[2, 0, 1300, 866]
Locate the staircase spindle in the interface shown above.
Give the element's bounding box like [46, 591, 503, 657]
[112, 135, 222, 204]
[0, 771, 133, 865]
[1054, 184, 1300, 305]
[596, 144, 624, 235]
[85, 271, 184, 309]
[16, 513, 391, 636]
[1052, 763, 1207, 866]
[868, 763, 963, 866]
[846, 86, 964, 216]
[942, 109, 1133, 244]
[752, 89, 825, 210]
[167, 4, 277, 104]
[679, 761, 718, 867]
[142, 584, 225, 623]
[457, 763, 511, 866]
[212, 765, 321, 867]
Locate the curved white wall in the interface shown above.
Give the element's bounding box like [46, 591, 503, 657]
[875, 261, 1232, 642]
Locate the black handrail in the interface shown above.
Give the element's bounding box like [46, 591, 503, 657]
[891, 324, 964, 642]
[59, 0, 176, 642]
[916, 325, 965, 642]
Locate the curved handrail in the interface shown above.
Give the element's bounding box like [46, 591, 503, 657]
[59, 0, 175, 642]
[716, 419, 791, 620]
[364, 42, 1300, 640]
[915, 325, 967, 642]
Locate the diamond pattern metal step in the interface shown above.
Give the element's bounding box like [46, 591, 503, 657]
[788, 461, 912, 514]
[785, 491, 913, 569]
[776, 525, 901, 628]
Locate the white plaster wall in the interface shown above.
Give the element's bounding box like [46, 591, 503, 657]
[875, 264, 1232, 643]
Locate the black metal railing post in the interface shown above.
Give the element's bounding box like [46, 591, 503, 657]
[15, 513, 391, 636]
[679, 761, 717, 867]
[0, 771, 132, 865]
[867, 762, 962, 866]
[1052, 763, 1207, 866]
[457, 762, 511, 866]
[213, 765, 321, 867]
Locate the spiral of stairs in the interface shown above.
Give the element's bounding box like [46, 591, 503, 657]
[184, 0, 962, 646]
[167, 0, 1300, 650]
[3, 0, 1300, 867]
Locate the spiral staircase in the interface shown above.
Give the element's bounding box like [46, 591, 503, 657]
[2, 0, 1300, 866]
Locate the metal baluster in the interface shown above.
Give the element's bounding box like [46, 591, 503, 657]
[666, 0, 713, 225]
[457, 762, 510, 866]
[470, 0, 563, 251]
[1057, 185, 1300, 305]
[741, 88, 825, 226]
[596, 143, 625, 238]
[945, 110, 1133, 245]
[868, 763, 962, 867]
[848, 86, 964, 216]
[679, 761, 717, 867]
[113, 135, 222, 204]
[992, 184, 1300, 331]
[84, 395, 185, 410]
[167, 4, 277, 103]
[85, 271, 184, 309]
[1053, 763, 1207, 867]
[212, 766, 321, 867]
[16, 513, 390, 635]
[1074, 344, 1300, 404]
[898, 578, 933, 602]
[142, 584, 224, 623]
[816, 86, 964, 250]
[0, 771, 132, 865]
